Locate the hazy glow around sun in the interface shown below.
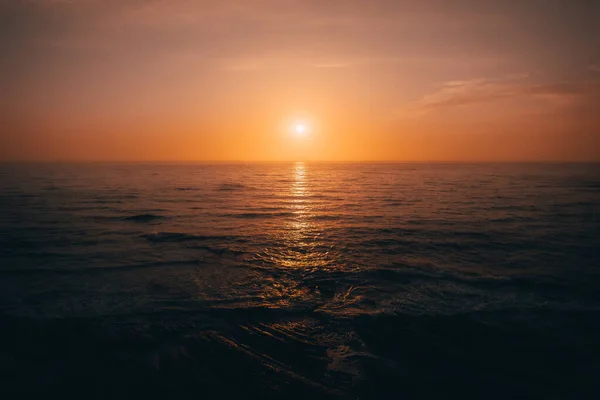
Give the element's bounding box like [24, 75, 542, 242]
[285, 114, 315, 139]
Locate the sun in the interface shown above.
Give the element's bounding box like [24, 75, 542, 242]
[295, 124, 306, 134]
[285, 115, 314, 138]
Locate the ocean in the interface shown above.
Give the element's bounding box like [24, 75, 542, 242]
[1, 162, 599, 399]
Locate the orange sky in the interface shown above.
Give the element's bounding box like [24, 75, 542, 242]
[2, 0, 599, 161]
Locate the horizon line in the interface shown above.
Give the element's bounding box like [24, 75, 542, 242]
[1, 160, 599, 164]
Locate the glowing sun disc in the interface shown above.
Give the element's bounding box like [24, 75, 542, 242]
[295, 124, 306, 134]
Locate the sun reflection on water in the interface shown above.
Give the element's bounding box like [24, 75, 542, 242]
[286, 162, 317, 251]
[217, 162, 357, 312]
[251, 162, 324, 308]
[290, 162, 311, 227]
[251, 162, 357, 311]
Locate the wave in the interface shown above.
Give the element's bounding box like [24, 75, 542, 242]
[223, 212, 295, 219]
[0, 259, 208, 275]
[261, 262, 573, 297]
[121, 214, 166, 222]
[141, 231, 235, 243]
[308, 214, 341, 221]
[217, 183, 250, 191]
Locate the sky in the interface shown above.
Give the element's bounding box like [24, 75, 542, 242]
[1, 0, 599, 161]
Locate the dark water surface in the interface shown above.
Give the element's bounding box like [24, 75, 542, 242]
[1, 162, 599, 398]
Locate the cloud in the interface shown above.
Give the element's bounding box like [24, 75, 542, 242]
[4, 0, 574, 63]
[311, 60, 356, 68]
[399, 75, 592, 118]
[223, 59, 264, 71]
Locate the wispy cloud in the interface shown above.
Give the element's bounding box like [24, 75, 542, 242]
[311, 61, 355, 69]
[399, 75, 590, 118]
[4, 0, 558, 62]
[222, 59, 265, 71]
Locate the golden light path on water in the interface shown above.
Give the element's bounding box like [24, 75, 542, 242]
[290, 162, 310, 232]
[285, 162, 322, 269]
[255, 163, 322, 309]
